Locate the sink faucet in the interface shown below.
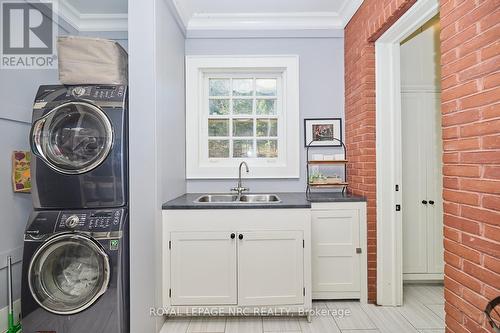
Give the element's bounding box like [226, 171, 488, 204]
[231, 161, 249, 196]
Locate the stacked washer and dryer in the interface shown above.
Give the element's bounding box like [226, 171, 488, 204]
[21, 84, 129, 332]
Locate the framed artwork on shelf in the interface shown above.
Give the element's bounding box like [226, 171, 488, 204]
[304, 118, 342, 147]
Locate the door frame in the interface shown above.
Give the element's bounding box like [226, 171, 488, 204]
[375, 0, 439, 306]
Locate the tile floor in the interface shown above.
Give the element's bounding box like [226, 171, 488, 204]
[160, 284, 445, 333]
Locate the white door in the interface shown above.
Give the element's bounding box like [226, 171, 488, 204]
[170, 231, 237, 305]
[311, 210, 360, 293]
[402, 92, 429, 274]
[237, 230, 304, 306]
[426, 93, 444, 274]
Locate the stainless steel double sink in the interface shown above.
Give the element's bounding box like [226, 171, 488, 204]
[194, 194, 281, 204]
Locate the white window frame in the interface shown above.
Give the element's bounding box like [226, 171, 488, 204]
[186, 55, 300, 179]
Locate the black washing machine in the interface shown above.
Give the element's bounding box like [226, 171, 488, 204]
[30, 85, 128, 209]
[21, 208, 129, 333]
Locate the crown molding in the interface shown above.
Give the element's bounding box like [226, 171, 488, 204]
[188, 12, 344, 31]
[170, 0, 364, 38]
[169, 0, 189, 35]
[58, 1, 128, 32]
[338, 0, 364, 27]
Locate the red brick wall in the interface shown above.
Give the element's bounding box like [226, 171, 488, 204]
[345, 0, 500, 330]
[344, 0, 416, 303]
[440, 0, 500, 332]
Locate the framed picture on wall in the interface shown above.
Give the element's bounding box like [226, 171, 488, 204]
[304, 118, 342, 147]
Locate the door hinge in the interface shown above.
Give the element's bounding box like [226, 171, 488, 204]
[395, 184, 399, 191]
[356, 247, 362, 254]
[302, 239, 305, 248]
[169, 241, 171, 250]
[396, 204, 401, 211]
[303, 287, 306, 296]
[169, 288, 171, 298]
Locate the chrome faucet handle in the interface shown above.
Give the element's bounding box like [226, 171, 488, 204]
[230, 186, 249, 193]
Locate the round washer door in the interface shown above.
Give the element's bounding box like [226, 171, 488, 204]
[28, 233, 110, 315]
[32, 101, 113, 174]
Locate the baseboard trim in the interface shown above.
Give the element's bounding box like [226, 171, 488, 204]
[403, 273, 444, 281]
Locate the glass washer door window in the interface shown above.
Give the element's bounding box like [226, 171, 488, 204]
[28, 233, 110, 315]
[32, 102, 113, 174]
[207, 76, 280, 160]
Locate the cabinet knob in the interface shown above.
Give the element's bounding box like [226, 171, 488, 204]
[230, 233, 235, 239]
[238, 234, 243, 240]
[429, 200, 435, 205]
[422, 200, 428, 204]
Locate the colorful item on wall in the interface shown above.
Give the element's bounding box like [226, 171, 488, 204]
[304, 118, 342, 147]
[12, 151, 31, 193]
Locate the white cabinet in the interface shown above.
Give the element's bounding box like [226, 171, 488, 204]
[163, 209, 312, 314]
[170, 232, 237, 305]
[310, 202, 367, 302]
[401, 92, 444, 280]
[238, 231, 304, 306]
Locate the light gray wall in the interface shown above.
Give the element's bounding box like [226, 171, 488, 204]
[0, 15, 127, 310]
[0, 119, 31, 308]
[129, 0, 185, 331]
[185, 37, 345, 193]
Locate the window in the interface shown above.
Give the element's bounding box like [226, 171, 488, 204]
[207, 76, 279, 159]
[186, 56, 299, 179]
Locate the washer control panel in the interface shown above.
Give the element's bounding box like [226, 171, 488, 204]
[65, 215, 81, 228]
[64, 85, 127, 101]
[58, 213, 86, 230]
[55, 208, 125, 232]
[88, 210, 122, 230]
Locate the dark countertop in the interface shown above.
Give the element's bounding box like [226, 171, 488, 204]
[162, 192, 366, 210]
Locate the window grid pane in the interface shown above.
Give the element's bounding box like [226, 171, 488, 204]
[207, 76, 280, 159]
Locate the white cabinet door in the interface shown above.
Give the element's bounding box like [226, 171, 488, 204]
[402, 92, 429, 274]
[170, 231, 237, 305]
[426, 93, 444, 274]
[311, 210, 360, 293]
[402, 92, 444, 277]
[237, 230, 304, 306]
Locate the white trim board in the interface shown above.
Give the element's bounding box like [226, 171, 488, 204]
[375, 0, 440, 306]
[188, 12, 344, 30]
[186, 28, 344, 39]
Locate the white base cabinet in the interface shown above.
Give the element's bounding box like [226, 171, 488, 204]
[310, 202, 367, 302]
[170, 232, 237, 305]
[237, 231, 304, 306]
[163, 209, 312, 314]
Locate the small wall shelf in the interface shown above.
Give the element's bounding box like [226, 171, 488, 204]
[308, 160, 348, 165]
[309, 183, 349, 187]
[306, 139, 348, 199]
